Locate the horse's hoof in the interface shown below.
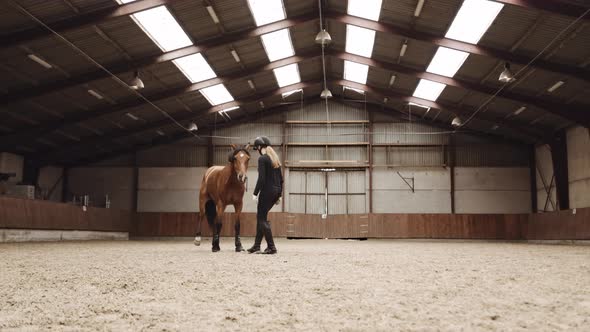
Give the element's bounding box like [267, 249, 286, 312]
[235, 247, 245, 252]
[194, 236, 201, 246]
[212, 247, 220, 252]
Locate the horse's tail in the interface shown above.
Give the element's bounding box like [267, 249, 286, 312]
[205, 200, 216, 226]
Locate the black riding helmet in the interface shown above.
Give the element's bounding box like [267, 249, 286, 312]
[253, 136, 271, 150]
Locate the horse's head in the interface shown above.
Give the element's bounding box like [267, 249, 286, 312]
[228, 144, 251, 183]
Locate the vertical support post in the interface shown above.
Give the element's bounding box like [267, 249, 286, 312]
[22, 158, 40, 188]
[449, 134, 456, 214]
[207, 133, 214, 167]
[281, 116, 286, 212]
[549, 130, 569, 210]
[61, 167, 69, 203]
[132, 152, 139, 212]
[368, 111, 373, 214]
[529, 144, 538, 213]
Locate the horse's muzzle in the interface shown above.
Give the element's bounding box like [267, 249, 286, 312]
[238, 174, 248, 183]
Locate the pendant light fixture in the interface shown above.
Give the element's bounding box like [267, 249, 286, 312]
[129, 70, 145, 90]
[498, 62, 515, 83]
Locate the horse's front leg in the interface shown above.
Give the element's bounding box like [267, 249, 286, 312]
[233, 202, 244, 252]
[212, 202, 225, 252]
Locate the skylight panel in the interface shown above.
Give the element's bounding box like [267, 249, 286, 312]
[247, 0, 286, 26]
[273, 64, 301, 88]
[345, 25, 376, 58]
[426, 47, 469, 77]
[413, 79, 446, 101]
[347, 0, 383, 21]
[173, 53, 217, 83]
[129, 6, 192, 52]
[344, 61, 369, 84]
[445, 0, 504, 44]
[200, 84, 234, 106]
[261, 29, 294, 62]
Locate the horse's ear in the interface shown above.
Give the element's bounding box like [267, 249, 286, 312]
[245, 144, 251, 151]
[230, 144, 236, 150]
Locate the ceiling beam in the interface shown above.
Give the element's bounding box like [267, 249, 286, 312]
[2, 0, 187, 48]
[0, 53, 318, 149]
[37, 81, 322, 165]
[62, 95, 528, 167]
[332, 51, 590, 127]
[493, 0, 590, 20]
[40, 76, 541, 165]
[334, 79, 543, 140]
[326, 12, 590, 84]
[0, 12, 317, 105]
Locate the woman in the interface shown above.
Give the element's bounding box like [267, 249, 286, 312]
[248, 136, 283, 254]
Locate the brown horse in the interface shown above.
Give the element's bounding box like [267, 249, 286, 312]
[194, 144, 251, 252]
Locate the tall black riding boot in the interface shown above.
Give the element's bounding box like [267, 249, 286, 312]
[247, 223, 263, 253]
[260, 221, 277, 255]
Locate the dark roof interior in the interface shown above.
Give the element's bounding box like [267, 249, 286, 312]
[0, 0, 589, 166]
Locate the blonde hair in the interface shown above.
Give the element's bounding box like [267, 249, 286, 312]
[265, 146, 281, 168]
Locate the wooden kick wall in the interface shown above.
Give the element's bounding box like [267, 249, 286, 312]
[1, 196, 588, 240]
[0, 196, 131, 232]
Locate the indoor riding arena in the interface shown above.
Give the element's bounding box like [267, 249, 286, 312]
[1, 0, 589, 331]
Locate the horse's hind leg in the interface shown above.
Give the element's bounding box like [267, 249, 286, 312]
[194, 192, 207, 246]
[233, 202, 245, 252]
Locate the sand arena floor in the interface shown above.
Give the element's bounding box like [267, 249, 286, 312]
[1, 238, 589, 331]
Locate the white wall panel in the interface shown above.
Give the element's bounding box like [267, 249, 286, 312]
[454, 167, 530, 191]
[138, 168, 206, 190]
[567, 126, 590, 208]
[454, 191, 531, 214]
[373, 190, 451, 213]
[372, 168, 450, 190]
[138, 190, 199, 212]
[454, 167, 531, 213]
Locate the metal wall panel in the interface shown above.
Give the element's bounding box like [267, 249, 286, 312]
[213, 123, 282, 145]
[288, 194, 305, 213]
[286, 102, 369, 121]
[373, 146, 445, 167]
[328, 172, 347, 194]
[287, 147, 325, 162]
[137, 145, 207, 167]
[373, 122, 449, 145]
[288, 171, 306, 193]
[347, 171, 366, 193]
[306, 195, 325, 214]
[328, 195, 347, 214]
[306, 172, 325, 193]
[348, 195, 367, 214]
[286, 124, 367, 143]
[455, 144, 529, 167]
[330, 147, 367, 162]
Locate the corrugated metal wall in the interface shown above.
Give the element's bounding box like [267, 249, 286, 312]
[137, 145, 207, 167]
[286, 102, 369, 121]
[212, 123, 282, 145]
[373, 122, 449, 145]
[104, 101, 533, 214]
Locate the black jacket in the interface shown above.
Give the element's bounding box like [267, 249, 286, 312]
[254, 154, 283, 196]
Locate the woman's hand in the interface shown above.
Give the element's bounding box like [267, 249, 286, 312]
[252, 194, 258, 202]
[275, 197, 281, 205]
